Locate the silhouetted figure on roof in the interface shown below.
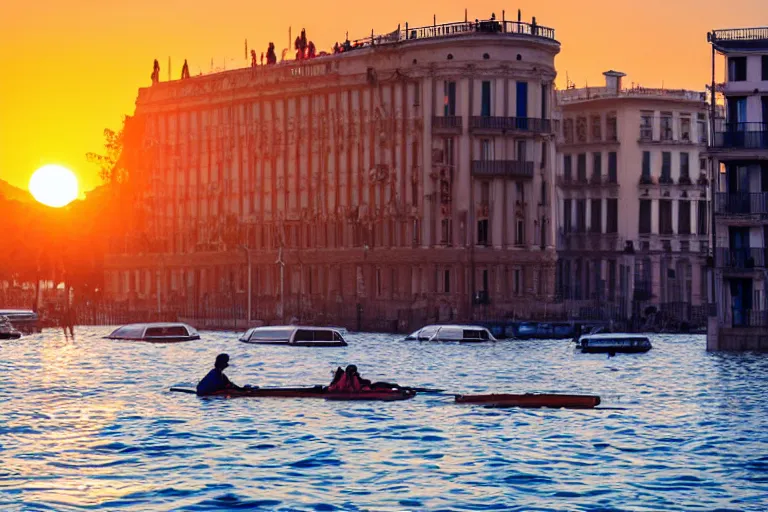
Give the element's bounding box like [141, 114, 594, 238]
[251, 49, 257, 68]
[181, 59, 190, 79]
[307, 41, 316, 59]
[266, 43, 277, 65]
[151, 59, 160, 84]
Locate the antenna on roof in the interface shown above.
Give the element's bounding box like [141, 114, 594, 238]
[465, 8, 468, 22]
[434, 14, 436, 26]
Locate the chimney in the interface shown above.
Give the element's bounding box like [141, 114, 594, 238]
[603, 70, 626, 93]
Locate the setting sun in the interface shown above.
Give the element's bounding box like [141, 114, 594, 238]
[29, 164, 79, 208]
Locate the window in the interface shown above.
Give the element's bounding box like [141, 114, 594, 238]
[640, 113, 653, 140]
[444, 81, 456, 116]
[516, 81, 528, 118]
[591, 115, 601, 141]
[577, 153, 587, 182]
[563, 199, 572, 233]
[517, 140, 527, 162]
[763, 55, 768, 81]
[541, 83, 548, 118]
[576, 116, 587, 142]
[441, 218, 452, 245]
[563, 119, 574, 143]
[541, 141, 548, 167]
[576, 199, 587, 232]
[679, 201, 691, 234]
[642, 151, 651, 181]
[700, 158, 707, 171]
[477, 219, 489, 245]
[661, 152, 672, 182]
[592, 152, 602, 181]
[481, 139, 493, 161]
[698, 119, 707, 144]
[564, 154, 572, 181]
[728, 56, 747, 82]
[680, 117, 691, 141]
[639, 199, 652, 234]
[607, 114, 617, 141]
[680, 152, 690, 181]
[540, 180, 547, 205]
[608, 152, 617, 183]
[727, 97, 747, 124]
[606, 199, 618, 233]
[698, 200, 708, 235]
[661, 113, 673, 141]
[515, 219, 525, 245]
[376, 268, 383, 297]
[481, 81, 492, 116]
[659, 200, 673, 234]
[444, 269, 451, 294]
[514, 269, 522, 295]
[590, 199, 602, 233]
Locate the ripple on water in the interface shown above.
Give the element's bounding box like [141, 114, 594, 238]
[0, 328, 766, 511]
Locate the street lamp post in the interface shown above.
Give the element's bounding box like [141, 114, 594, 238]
[240, 245, 252, 324]
[276, 247, 285, 321]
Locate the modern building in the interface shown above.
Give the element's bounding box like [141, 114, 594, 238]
[555, 71, 710, 329]
[105, 16, 561, 331]
[707, 27, 768, 351]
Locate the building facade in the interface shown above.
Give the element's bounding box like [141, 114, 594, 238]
[105, 17, 561, 331]
[707, 28, 768, 351]
[555, 71, 710, 328]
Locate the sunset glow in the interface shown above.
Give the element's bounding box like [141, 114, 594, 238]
[29, 165, 79, 208]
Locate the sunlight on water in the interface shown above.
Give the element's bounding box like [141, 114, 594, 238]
[1, 328, 767, 511]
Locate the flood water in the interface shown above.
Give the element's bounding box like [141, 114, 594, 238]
[1, 327, 767, 511]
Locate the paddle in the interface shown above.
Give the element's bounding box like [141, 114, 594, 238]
[170, 387, 197, 394]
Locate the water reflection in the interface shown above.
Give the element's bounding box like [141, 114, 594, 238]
[0, 328, 766, 510]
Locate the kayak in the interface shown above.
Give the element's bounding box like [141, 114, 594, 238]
[455, 393, 601, 409]
[170, 386, 416, 401]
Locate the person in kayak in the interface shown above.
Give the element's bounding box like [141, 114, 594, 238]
[327, 365, 401, 392]
[196, 353, 246, 396]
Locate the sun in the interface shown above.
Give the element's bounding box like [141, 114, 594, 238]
[29, 164, 79, 207]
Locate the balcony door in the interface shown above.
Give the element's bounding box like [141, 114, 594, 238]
[516, 81, 528, 130]
[727, 165, 751, 213]
[729, 226, 751, 268]
[730, 278, 753, 327]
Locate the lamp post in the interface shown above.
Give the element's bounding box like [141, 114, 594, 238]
[239, 244, 251, 324]
[276, 247, 285, 321]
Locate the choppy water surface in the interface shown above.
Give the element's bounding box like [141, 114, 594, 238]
[1, 328, 767, 511]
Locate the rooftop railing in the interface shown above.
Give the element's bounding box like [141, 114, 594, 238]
[353, 19, 557, 48]
[558, 86, 705, 104]
[709, 28, 768, 43]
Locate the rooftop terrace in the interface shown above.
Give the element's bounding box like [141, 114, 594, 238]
[558, 86, 705, 104]
[708, 27, 768, 51]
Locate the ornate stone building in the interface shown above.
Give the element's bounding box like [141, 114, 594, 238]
[556, 71, 710, 328]
[105, 17, 561, 330]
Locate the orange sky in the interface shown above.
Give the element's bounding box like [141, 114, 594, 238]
[1, 0, 765, 193]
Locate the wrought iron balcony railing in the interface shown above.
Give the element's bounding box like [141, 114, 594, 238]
[716, 248, 766, 269]
[714, 192, 768, 215]
[470, 116, 552, 133]
[471, 160, 534, 179]
[431, 116, 463, 132]
[712, 122, 768, 149]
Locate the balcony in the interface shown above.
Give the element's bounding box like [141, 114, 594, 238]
[723, 309, 768, 328]
[558, 232, 622, 252]
[711, 122, 768, 149]
[714, 192, 768, 216]
[639, 175, 656, 185]
[469, 116, 552, 134]
[471, 160, 534, 179]
[432, 116, 463, 134]
[556, 175, 589, 188]
[716, 248, 766, 270]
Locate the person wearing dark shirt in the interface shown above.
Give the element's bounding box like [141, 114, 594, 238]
[196, 353, 245, 396]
